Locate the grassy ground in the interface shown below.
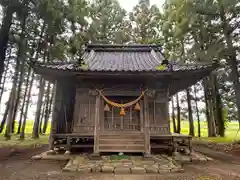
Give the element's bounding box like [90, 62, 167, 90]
[0, 120, 50, 147]
[171, 121, 240, 143]
[0, 120, 239, 147]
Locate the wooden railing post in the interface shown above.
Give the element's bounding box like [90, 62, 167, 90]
[93, 93, 100, 155]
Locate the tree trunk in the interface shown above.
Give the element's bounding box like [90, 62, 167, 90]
[42, 82, 52, 134]
[171, 96, 177, 133]
[186, 88, 194, 136]
[204, 78, 217, 137]
[39, 99, 46, 135]
[32, 77, 45, 139]
[20, 73, 34, 139]
[176, 93, 181, 133]
[19, 20, 46, 139]
[203, 79, 212, 136]
[0, 52, 11, 106]
[0, 6, 14, 81]
[0, 100, 10, 133]
[194, 85, 201, 137]
[218, 1, 240, 128]
[0, 57, 11, 129]
[208, 96, 217, 137]
[10, 10, 28, 134]
[17, 67, 31, 134]
[212, 73, 225, 137]
[4, 51, 21, 139]
[4, 86, 17, 139]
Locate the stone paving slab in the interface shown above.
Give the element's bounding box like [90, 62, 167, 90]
[114, 167, 131, 174]
[102, 166, 115, 173]
[145, 164, 159, 173]
[131, 166, 146, 174]
[31, 151, 72, 161]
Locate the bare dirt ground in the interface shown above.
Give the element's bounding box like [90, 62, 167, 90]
[1, 146, 240, 180]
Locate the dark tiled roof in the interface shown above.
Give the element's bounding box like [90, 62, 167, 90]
[80, 44, 165, 71]
[32, 44, 216, 72]
[32, 60, 214, 72]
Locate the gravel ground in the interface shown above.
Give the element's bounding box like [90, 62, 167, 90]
[1, 147, 240, 180]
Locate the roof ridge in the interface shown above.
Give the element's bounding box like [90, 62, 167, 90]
[85, 43, 162, 52]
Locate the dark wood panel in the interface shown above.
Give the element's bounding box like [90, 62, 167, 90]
[72, 88, 96, 134]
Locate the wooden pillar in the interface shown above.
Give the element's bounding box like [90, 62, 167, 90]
[93, 93, 100, 155]
[49, 80, 58, 151]
[100, 99, 104, 132]
[140, 100, 144, 132]
[144, 95, 151, 156]
[166, 87, 170, 133]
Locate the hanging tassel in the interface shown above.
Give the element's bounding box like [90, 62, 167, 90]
[120, 107, 125, 116]
[104, 104, 110, 112]
[134, 102, 141, 111]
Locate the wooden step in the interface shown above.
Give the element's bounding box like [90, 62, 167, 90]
[100, 134, 144, 139]
[99, 139, 144, 144]
[99, 145, 145, 153]
[98, 133, 145, 153]
[99, 149, 145, 153]
[99, 143, 144, 147]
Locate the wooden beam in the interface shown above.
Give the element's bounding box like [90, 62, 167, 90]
[93, 94, 100, 154]
[166, 87, 170, 133]
[140, 100, 144, 132]
[144, 95, 151, 155]
[95, 90, 142, 97]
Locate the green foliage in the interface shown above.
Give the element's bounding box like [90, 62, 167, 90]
[156, 64, 167, 70]
[79, 62, 88, 70]
[129, 0, 160, 43]
[1, 0, 239, 140]
[88, 0, 129, 44]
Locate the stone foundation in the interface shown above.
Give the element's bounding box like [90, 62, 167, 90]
[32, 151, 213, 174]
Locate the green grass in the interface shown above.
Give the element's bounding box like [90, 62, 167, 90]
[0, 120, 51, 147]
[0, 135, 49, 147]
[110, 154, 130, 160]
[170, 120, 240, 143]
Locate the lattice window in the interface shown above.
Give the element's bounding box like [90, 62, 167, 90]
[103, 96, 141, 131]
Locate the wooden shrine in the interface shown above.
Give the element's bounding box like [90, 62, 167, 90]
[31, 44, 218, 156]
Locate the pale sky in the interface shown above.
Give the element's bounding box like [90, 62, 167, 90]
[118, 0, 164, 12]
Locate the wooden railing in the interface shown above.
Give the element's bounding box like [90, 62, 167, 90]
[104, 123, 142, 131]
[71, 125, 169, 133]
[72, 125, 95, 134]
[149, 125, 170, 133]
